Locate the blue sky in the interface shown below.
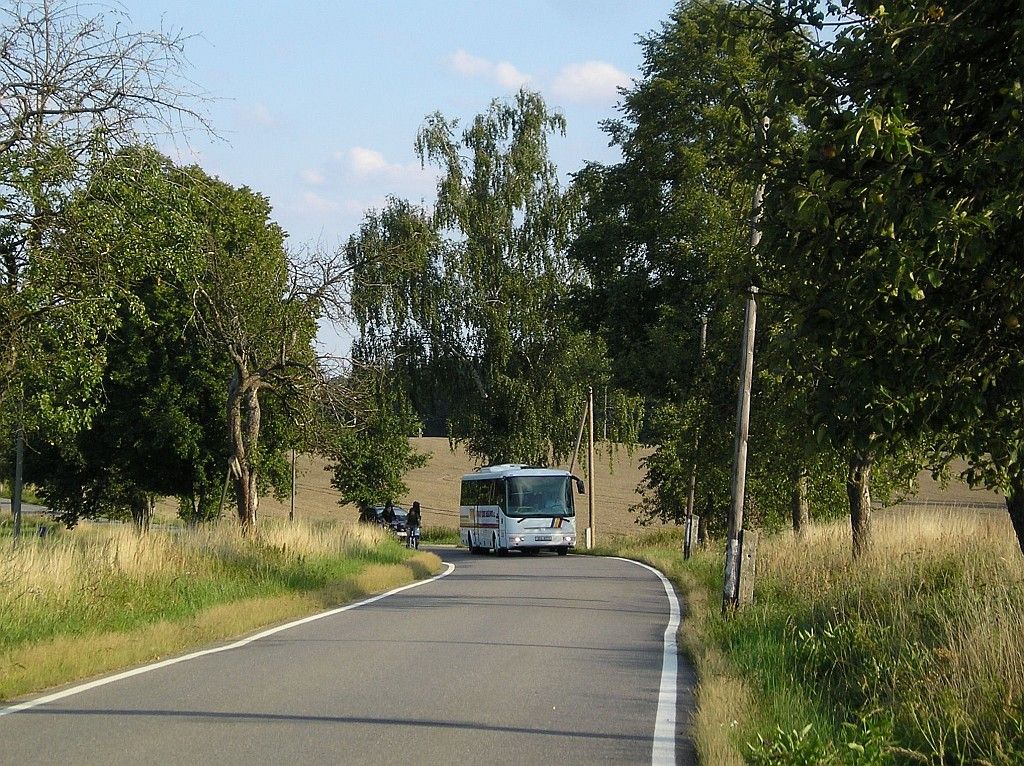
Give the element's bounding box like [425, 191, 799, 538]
[128, 0, 677, 350]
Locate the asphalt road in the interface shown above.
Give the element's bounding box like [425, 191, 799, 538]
[0, 548, 696, 765]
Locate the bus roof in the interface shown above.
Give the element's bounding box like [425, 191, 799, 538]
[462, 464, 573, 481]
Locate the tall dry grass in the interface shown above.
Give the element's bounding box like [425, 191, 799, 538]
[0, 519, 440, 701]
[601, 508, 1024, 764]
[733, 508, 1024, 763]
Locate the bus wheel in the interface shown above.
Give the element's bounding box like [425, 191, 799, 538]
[556, 546, 569, 556]
[493, 534, 508, 556]
[467, 532, 479, 554]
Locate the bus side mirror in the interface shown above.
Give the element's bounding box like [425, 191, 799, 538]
[573, 477, 585, 495]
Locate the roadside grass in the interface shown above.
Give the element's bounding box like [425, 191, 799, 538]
[598, 509, 1024, 765]
[0, 519, 443, 702]
[421, 525, 459, 545]
[0, 484, 43, 505]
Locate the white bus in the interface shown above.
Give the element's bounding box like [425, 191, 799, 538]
[459, 464, 584, 555]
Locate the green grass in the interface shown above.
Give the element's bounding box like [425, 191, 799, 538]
[0, 520, 443, 700]
[421, 525, 460, 545]
[600, 510, 1024, 765]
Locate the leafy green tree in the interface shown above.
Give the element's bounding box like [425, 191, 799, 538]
[188, 172, 350, 530]
[23, 148, 227, 527]
[328, 372, 429, 513]
[571, 0, 832, 535]
[350, 92, 639, 468]
[765, 0, 1023, 553]
[0, 0, 205, 423]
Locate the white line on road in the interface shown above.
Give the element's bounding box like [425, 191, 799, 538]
[611, 557, 681, 766]
[0, 561, 457, 719]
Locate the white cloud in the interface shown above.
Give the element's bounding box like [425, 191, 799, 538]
[551, 61, 630, 103]
[238, 101, 280, 129]
[300, 191, 339, 214]
[450, 49, 491, 77]
[348, 146, 394, 178]
[448, 48, 531, 90]
[301, 168, 326, 186]
[494, 61, 531, 90]
[340, 146, 438, 194]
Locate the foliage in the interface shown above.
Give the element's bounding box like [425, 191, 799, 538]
[765, 0, 1024, 546]
[23, 149, 230, 526]
[0, 0, 205, 429]
[328, 374, 429, 510]
[349, 91, 640, 468]
[572, 0, 837, 531]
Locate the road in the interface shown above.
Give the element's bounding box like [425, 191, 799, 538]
[0, 549, 695, 765]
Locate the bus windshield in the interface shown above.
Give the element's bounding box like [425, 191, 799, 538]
[505, 476, 574, 517]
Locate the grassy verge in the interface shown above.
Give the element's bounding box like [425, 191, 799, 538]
[598, 509, 1024, 765]
[0, 518, 443, 702]
[421, 525, 459, 545]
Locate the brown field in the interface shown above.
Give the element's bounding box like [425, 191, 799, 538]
[255, 437, 654, 538]
[251, 438, 1006, 538]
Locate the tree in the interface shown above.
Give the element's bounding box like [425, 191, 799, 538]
[570, 0, 833, 535]
[350, 91, 638, 468]
[188, 173, 350, 530]
[328, 371, 429, 513]
[765, 0, 1023, 553]
[25, 148, 229, 528]
[0, 0, 206, 414]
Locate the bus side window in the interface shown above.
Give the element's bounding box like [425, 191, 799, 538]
[487, 479, 505, 511]
[460, 481, 476, 507]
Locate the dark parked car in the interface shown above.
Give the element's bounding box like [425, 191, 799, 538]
[370, 505, 408, 540]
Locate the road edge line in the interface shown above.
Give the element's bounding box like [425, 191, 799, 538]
[610, 556, 680, 766]
[0, 561, 456, 718]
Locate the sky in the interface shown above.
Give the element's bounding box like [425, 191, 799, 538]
[127, 0, 678, 352]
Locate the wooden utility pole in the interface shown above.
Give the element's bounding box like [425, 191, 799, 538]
[289, 447, 296, 523]
[569, 398, 588, 475]
[684, 314, 708, 559]
[723, 287, 758, 610]
[722, 114, 769, 611]
[12, 412, 24, 539]
[587, 385, 595, 549]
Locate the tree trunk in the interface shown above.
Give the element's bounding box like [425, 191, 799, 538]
[791, 467, 809, 536]
[847, 453, 873, 557]
[1005, 473, 1024, 556]
[129, 491, 151, 532]
[697, 494, 711, 547]
[228, 368, 262, 532]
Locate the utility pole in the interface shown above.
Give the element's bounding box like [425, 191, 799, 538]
[722, 114, 769, 612]
[587, 385, 596, 550]
[12, 409, 24, 539]
[684, 314, 708, 559]
[289, 447, 296, 523]
[569, 398, 588, 475]
[722, 288, 758, 609]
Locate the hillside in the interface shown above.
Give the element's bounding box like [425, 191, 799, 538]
[251, 438, 1005, 538]
[256, 437, 654, 538]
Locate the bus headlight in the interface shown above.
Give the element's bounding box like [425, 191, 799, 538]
[564, 535, 574, 543]
[511, 536, 523, 544]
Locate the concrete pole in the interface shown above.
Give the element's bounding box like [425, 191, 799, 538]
[722, 115, 769, 610]
[587, 385, 595, 550]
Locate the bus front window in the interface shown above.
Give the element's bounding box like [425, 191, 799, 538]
[506, 477, 574, 517]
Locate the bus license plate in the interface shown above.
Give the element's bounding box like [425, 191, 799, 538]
[535, 535, 552, 541]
